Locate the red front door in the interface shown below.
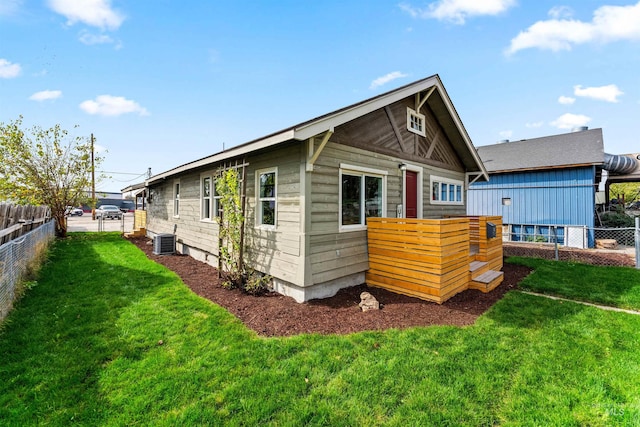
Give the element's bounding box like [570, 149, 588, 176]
[405, 171, 418, 218]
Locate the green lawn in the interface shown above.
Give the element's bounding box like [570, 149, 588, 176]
[1, 233, 639, 426]
[508, 256, 640, 311]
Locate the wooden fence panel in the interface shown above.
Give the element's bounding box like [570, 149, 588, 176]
[366, 217, 471, 304]
[0, 203, 51, 245]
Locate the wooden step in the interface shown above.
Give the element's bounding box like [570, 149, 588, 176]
[469, 270, 504, 293]
[469, 260, 491, 282]
[124, 228, 147, 238]
[469, 261, 487, 272]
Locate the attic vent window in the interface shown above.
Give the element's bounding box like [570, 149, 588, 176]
[407, 108, 426, 137]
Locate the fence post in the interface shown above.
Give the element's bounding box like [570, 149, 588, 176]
[635, 217, 639, 269]
[552, 226, 559, 261]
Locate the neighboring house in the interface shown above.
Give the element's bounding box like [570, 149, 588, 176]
[467, 127, 638, 247]
[121, 182, 148, 210]
[145, 74, 488, 302]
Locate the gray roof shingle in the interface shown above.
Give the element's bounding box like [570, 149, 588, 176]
[477, 128, 604, 173]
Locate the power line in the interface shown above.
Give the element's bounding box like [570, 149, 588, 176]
[99, 171, 147, 175]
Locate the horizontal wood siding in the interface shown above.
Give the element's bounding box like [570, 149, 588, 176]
[243, 143, 302, 284]
[147, 142, 303, 285]
[146, 172, 221, 255]
[309, 141, 402, 284]
[366, 217, 471, 303]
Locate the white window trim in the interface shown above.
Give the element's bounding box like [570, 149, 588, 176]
[173, 179, 181, 218]
[256, 167, 277, 230]
[339, 164, 387, 232]
[200, 174, 214, 222]
[401, 163, 423, 218]
[430, 175, 464, 205]
[407, 107, 426, 137]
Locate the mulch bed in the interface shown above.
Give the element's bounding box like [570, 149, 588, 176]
[128, 237, 532, 337]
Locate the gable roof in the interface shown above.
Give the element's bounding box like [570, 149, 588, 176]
[148, 74, 487, 184]
[477, 128, 605, 174]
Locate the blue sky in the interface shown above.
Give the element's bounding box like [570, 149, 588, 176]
[1, 0, 639, 192]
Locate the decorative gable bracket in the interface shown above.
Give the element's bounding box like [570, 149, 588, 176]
[306, 128, 334, 172]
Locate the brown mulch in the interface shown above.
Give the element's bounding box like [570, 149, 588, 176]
[129, 237, 532, 337]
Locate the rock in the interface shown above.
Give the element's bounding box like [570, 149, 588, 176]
[359, 291, 380, 312]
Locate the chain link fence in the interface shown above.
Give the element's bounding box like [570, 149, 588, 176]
[0, 220, 55, 322]
[503, 220, 639, 268]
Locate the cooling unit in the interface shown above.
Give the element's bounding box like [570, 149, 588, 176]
[153, 233, 176, 255]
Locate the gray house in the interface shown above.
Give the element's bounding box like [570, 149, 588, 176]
[145, 75, 488, 302]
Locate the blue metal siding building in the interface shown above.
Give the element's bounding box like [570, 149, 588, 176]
[467, 129, 605, 247]
[467, 166, 596, 227]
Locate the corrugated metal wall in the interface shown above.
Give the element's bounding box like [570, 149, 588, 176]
[467, 166, 596, 228]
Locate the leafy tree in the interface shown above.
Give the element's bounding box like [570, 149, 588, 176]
[609, 182, 640, 204]
[0, 117, 104, 237]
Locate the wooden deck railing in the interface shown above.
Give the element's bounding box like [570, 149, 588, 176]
[366, 217, 471, 303]
[133, 209, 147, 231]
[366, 216, 503, 304]
[467, 216, 503, 270]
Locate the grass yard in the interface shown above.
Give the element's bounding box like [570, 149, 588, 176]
[1, 233, 639, 426]
[508, 256, 640, 311]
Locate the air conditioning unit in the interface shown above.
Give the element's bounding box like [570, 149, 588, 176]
[153, 233, 176, 255]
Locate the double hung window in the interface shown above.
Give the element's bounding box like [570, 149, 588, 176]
[201, 175, 222, 221]
[257, 168, 277, 228]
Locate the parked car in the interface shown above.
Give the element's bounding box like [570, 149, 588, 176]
[627, 201, 640, 210]
[65, 206, 83, 216]
[96, 204, 123, 220]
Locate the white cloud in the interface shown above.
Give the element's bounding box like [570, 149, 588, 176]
[370, 71, 408, 89]
[80, 95, 149, 117]
[574, 84, 623, 103]
[47, 0, 125, 30]
[550, 113, 591, 130]
[507, 2, 640, 55]
[558, 96, 575, 105]
[0, 58, 21, 78]
[526, 121, 544, 128]
[499, 130, 513, 139]
[79, 31, 114, 45]
[29, 90, 62, 101]
[548, 6, 573, 20]
[399, 0, 515, 25]
[0, 0, 22, 16]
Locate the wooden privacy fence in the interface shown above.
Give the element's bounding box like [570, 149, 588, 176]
[0, 204, 51, 245]
[124, 209, 147, 238]
[366, 216, 503, 304]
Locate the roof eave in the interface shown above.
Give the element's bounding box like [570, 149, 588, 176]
[147, 129, 295, 185]
[487, 162, 603, 174]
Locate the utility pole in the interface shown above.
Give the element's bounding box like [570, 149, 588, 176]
[91, 133, 96, 220]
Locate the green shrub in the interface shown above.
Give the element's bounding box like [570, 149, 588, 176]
[601, 212, 634, 228]
[243, 270, 272, 296]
